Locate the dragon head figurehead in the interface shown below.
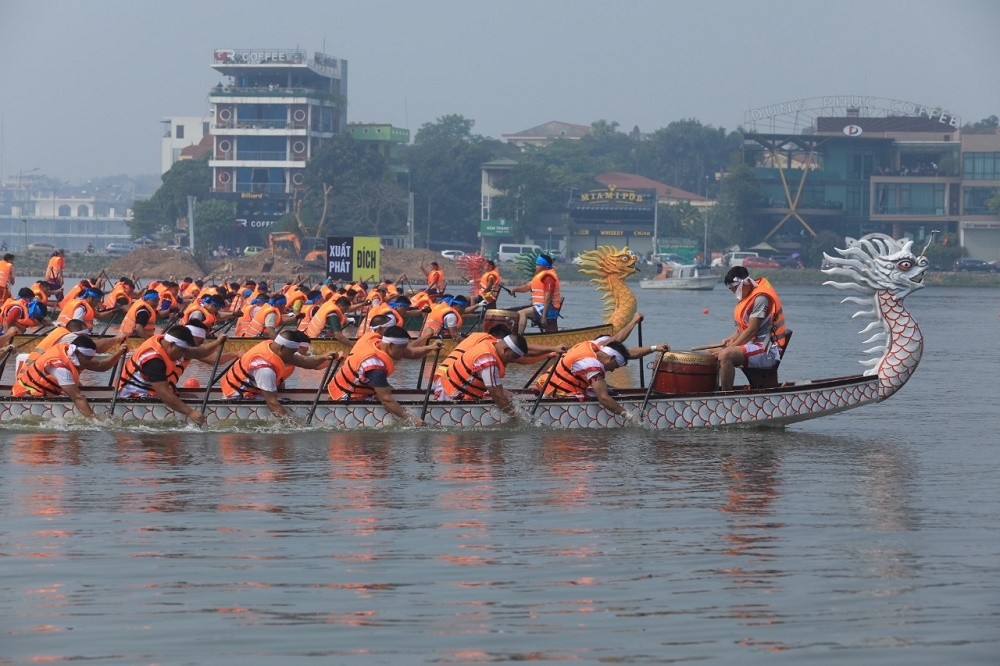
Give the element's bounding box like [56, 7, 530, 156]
[822, 233, 927, 396]
[575, 246, 639, 331]
[822, 233, 929, 300]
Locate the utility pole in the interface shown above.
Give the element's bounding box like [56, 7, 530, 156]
[187, 195, 196, 252]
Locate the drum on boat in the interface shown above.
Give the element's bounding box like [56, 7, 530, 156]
[652, 351, 718, 394]
[483, 309, 518, 335]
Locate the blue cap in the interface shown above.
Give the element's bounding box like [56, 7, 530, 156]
[535, 256, 552, 267]
[142, 291, 160, 301]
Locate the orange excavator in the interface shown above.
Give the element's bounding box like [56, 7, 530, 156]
[263, 232, 326, 271]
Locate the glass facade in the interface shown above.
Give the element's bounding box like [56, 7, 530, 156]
[963, 186, 998, 215]
[874, 183, 946, 215]
[963, 152, 1000, 180]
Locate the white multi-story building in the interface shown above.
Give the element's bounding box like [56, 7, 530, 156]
[207, 48, 348, 229]
[161, 116, 211, 174]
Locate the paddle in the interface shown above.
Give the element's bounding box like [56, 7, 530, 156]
[639, 350, 667, 421]
[530, 352, 563, 415]
[108, 353, 129, 416]
[306, 356, 342, 426]
[198, 344, 229, 418]
[419, 346, 442, 421]
[637, 319, 645, 388]
[0, 345, 14, 383]
[98, 306, 123, 336]
[689, 343, 725, 352]
[107, 351, 127, 388]
[522, 355, 552, 389]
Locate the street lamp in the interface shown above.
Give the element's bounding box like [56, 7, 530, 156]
[547, 226, 553, 253]
[22, 218, 28, 250]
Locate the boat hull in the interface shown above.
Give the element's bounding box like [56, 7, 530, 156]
[0, 374, 879, 429]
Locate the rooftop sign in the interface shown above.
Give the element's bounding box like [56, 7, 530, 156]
[745, 96, 961, 133]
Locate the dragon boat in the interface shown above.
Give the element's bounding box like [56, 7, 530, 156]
[0, 235, 926, 429]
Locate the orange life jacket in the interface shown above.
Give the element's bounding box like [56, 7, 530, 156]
[182, 302, 217, 329]
[1, 297, 35, 331]
[424, 302, 463, 337]
[118, 335, 180, 396]
[433, 332, 494, 385]
[55, 298, 96, 328]
[327, 336, 395, 401]
[425, 268, 444, 291]
[102, 282, 133, 310]
[13, 342, 79, 397]
[733, 277, 786, 347]
[479, 269, 501, 300]
[24, 325, 74, 368]
[539, 341, 602, 398]
[436, 337, 504, 401]
[221, 340, 292, 399]
[304, 300, 349, 337]
[409, 291, 432, 310]
[360, 303, 402, 335]
[232, 301, 263, 337]
[0, 259, 14, 289]
[119, 299, 157, 337]
[242, 303, 281, 338]
[530, 268, 561, 311]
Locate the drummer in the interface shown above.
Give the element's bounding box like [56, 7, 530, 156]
[477, 259, 502, 309]
[706, 266, 787, 391]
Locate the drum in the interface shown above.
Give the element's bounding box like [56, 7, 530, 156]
[652, 351, 718, 394]
[483, 309, 518, 335]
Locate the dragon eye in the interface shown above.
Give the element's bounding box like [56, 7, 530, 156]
[896, 259, 914, 271]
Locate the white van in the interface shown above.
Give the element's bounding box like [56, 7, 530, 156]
[496, 243, 544, 263]
[723, 251, 760, 269]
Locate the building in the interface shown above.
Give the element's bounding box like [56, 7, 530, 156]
[161, 115, 211, 174]
[502, 121, 591, 148]
[742, 95, 1000, 260]
[345, 123, 410, 178]
[207, 48, 348, 231]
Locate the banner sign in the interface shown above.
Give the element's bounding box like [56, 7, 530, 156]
[480, 219, 513, 237]
[326, 236, 381, 282]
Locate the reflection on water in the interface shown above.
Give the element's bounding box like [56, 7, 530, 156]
[1, 421, 997, 663]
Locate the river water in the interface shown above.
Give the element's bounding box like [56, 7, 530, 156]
[1, 282, 998, 664]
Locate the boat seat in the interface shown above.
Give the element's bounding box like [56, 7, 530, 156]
[741, 330, 792, 389]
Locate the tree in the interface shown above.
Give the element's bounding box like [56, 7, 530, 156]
[129, 157, 211, 240]
[405, 117, 512, 246]
[714, 162, 762, 247]
[636, 120, 741, 195]
[297, 135, 407, 238]
[963, 115, 999, 134]
[414, 114, 477, 144]
[192, 199, 237, 253]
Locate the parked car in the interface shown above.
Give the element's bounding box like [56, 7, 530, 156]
[243, 246, 265, 256]
[770, 254, 805, 269]
[26, 242, 58, 254]
[106, 242, 137, 255]
[440, 250, 465, 260]
[742, 256, 781, 269]
[953, 257, 997, 272]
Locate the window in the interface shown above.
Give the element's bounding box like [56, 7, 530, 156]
[176, 125, 184, 140]
[963, 152, 1000, 180]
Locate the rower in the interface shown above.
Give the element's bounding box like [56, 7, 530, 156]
[116, 325, 227, 426]
[13, 335, 128, 419]
[220, 330, 340, 420]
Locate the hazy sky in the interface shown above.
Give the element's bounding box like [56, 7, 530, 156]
[1, 0, 997, 183]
